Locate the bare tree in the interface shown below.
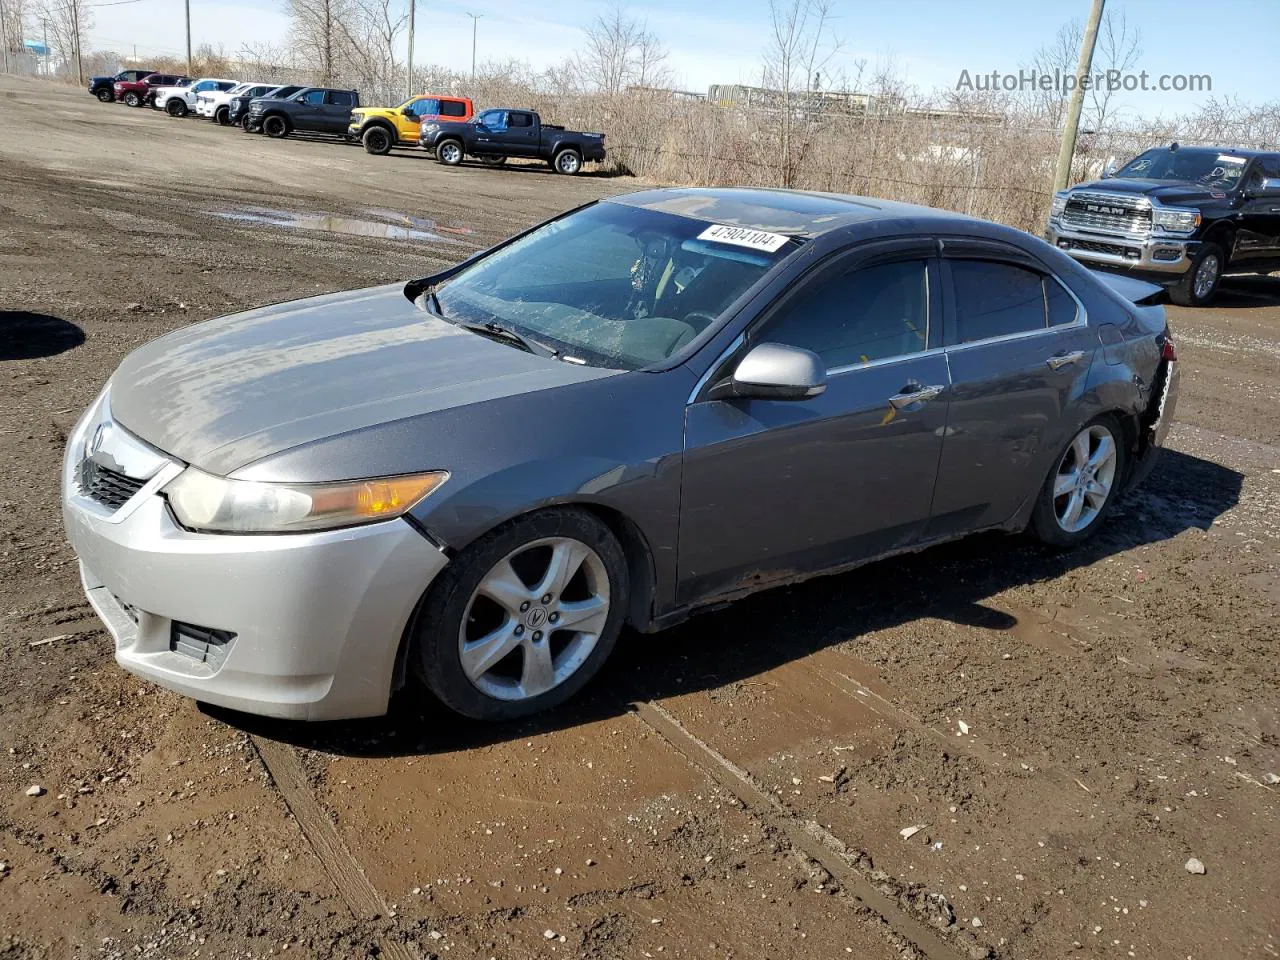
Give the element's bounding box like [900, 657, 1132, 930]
[285, 0, 351, 84]
[1087, 10, 1141, 133]
[338, 0, 407, 101]
[1, 0, 29, 63]
[578, 4, 669, 96]
[762, 0, 841, 186]
[1021, 11, 1142, 135]
[38, 0, 90, 81]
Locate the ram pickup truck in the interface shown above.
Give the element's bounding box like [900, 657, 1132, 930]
[228, 84, 304, 129]
[113, 73, 190, 108]
[89, 68, 154, 102]
[419, 107, 605, 174]
[347, 94, 473, 155]
[1047, 143, 1280, 306]
[246, 87, 359, 138]
[155, 77, 237, 117]
[198, 81, 274, 124]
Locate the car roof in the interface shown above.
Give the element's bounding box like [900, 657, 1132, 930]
[606, 186, 995, 240]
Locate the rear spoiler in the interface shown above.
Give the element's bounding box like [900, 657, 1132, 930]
[1089, 270, 1165, 306]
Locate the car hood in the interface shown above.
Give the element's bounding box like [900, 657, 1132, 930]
[1071, 178, 1230, 205]
[109, 284, 619, 477]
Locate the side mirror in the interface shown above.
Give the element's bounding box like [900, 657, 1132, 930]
[1250, 177, 1280, 199]
[1102, 163, 1118, 179]
[707, 343, 827, 402]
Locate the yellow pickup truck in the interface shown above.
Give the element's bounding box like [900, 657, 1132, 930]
[347, 95, 475, 155]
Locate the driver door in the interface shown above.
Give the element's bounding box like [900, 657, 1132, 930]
[677, 240, 950, 606]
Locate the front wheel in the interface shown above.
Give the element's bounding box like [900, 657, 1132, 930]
[362, 125, 393, 155]
[479, 155, 506, 166]
[240, 114, 252, 131]
[1168, 242, 1223, 307]
[552, 148, 583, 175]
[214, 106, 230, 125]
[95, 88, 113, 103]
[1031, 417, 1127, 547]
[165, 98, 187, 117]
[436, 139, 464, 166]
[262, 115, 289, 138]
[123, 91, 140, 107]
[411, 508, 629, 720]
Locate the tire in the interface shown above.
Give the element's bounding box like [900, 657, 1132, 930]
[436, 139, 464, 166]
[552, 148, 583, 175]
[262, 115, 289, 139]
[479, 155, 506, 166]
[362, 125, 393, 155]
[122, 91, 140, 108]
[214, 106, 230, 125]
[1168, 242, 1224, 307]
[240, 114, 252, 131]
[95, 88, 113, 103]
[411, 507, 629, 721]
[165, 98, 187, 118]
[1030, 415, 1127, 548]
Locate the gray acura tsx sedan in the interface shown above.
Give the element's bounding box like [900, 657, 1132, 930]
[62, 187, 1179, 721]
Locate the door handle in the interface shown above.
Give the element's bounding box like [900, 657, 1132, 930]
[888, 384, 944, 409]
[1046, 350, 1086, 370]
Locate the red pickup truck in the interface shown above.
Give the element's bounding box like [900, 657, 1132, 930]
[114, 72, 191, 108]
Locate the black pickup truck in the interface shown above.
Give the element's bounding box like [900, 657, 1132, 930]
[246, 87, 360, 138]
[229, 84, 303, 130]
[419, 108, 605, 175]
[88, 68, 154, 103]
[1047, 143, 1280, 306]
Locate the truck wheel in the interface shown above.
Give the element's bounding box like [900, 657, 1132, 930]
[262, 115, 290, 139]
[362, 125, 393, 155]
[240, 114, 252, 131]
[214, 106, 230, 125]
[1168, 243, 1223, 307]
[553, 148, 583, 175]
[437, 139, 464, 166]
[166, 98, 188, 118]
[96, 88, 114, 103]
[479, 155, 506, 166]
[123, 91, 141, 107]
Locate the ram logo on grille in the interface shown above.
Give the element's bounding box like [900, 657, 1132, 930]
[1085, 203, 1128, 217]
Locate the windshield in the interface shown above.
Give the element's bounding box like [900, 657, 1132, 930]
[1115, 147, 1249, 189]
[434, 202, 796, 369]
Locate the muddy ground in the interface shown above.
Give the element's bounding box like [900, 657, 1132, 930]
[1, 75, 1278, 960]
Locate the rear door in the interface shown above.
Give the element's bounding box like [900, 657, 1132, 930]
[324, 90, 356, 132]
[678, 239, 950, 605]
[498, 111, 539, 156]
[926, 240, 1096, 539]
[1234, 157, 1280, 271]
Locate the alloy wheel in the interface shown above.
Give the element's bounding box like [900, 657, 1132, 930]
[555, 151, 581, 174]
[1193, 254, 1219, 300]
[439, 142, 462, 164]
[458, 537, 610, 702]
[1052, 424, 1118, 533]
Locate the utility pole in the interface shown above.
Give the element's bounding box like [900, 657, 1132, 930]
[405, 0, 415, 98]
[467, 12, 481, 81]
[43, 20, 49, 77]
[184, 0, 192, 76]
[71, 0, 83, 85]
[0, 0, 11, 77]
[1051, 0, 1105, 196]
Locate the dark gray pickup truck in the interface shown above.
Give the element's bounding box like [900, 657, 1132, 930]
[246, 87, 360, 138]
[419, 108, 606, 174]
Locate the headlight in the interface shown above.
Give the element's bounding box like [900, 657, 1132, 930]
[163, 467, 448, 534]
[1151, 206, 1200, 234]
[422, 122, 440, 133]
[1050, 191, 1069, 218]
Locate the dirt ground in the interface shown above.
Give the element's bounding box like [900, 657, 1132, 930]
[2, 75, 1278, 960]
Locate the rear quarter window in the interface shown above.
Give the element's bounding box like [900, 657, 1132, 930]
[441, 99, 469, 117]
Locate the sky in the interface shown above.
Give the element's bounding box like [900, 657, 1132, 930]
[65, 0, 1273, 120]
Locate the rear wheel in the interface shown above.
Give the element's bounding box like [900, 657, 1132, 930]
[165, 98, 187, 117]
[552, 148, 583, 175]
[1168, 242, 1223, 307]
[122, 91, 140, 107]
[362, 125, 393, 155]
[262, 115, 289, 138]
[1031, 417, 1126, 547]
[95, 88, 113, 103]
[436, 139, 464, 166]
[411, 508, 629, 720]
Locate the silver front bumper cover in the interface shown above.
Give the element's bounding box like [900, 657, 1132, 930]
[1045, 222, 1194, 275]
[62, 395, 448, 721]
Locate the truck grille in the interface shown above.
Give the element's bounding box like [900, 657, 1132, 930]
[1062, 191, 1151, 237]
[76, 459, 146, 510]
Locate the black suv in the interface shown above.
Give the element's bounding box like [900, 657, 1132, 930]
[246, 87, 360, 138]
[89, 68, 154, 102]
[228, 84, 303, 129]
[1047, 144, 1280, 306]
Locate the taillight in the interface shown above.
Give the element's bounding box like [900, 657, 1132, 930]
[1161, 339, 1177, 362]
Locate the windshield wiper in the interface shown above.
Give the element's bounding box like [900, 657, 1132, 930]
[454, 319, 561, 358]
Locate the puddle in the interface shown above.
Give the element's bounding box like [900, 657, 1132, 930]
[212, 206, 475, 244]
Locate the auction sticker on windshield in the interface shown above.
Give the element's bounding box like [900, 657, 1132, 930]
[698, 224, 790, 253]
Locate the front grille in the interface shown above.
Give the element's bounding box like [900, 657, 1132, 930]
[1066, 237, 1136, 258]
[1062, 191, 1152, 237]
[76, 459, 146, 510]
[170, 622, 235, 669]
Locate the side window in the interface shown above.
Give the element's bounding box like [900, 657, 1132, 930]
[1263, 155, 1280, 179]
[300, 89, 325, 105]
[484, 110, 509, 131]
[328, 91, 354, 107]
[509, 112, 534, 128]
[950, 260, 1054, 343]
[193, 80, 214, 92]
[759, 259, 930, 368]
[1044, 277, 1079, 327]
[216, 81, 235, 91]
[441, 99, 469, 118]
[410, 98, 439, 116]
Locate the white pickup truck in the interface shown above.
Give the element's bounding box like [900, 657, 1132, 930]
[154, 77, 237, 117]
[197, 81, 274, 125]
